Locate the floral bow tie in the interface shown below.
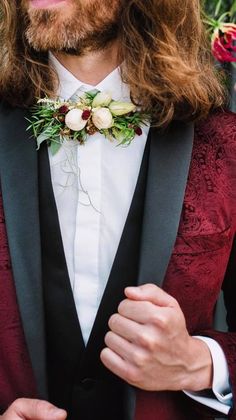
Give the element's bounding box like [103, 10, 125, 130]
[27, 89, 149, 155]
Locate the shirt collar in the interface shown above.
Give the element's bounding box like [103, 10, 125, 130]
[49, 52, 130, 102]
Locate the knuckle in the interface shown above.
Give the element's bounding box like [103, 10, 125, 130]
[34, 400, 55, 417]
[143, 301, 153, 313]
[117, 299, 127, 314]
[33, 399, 44, 414]
[12, 398, 25, 411]
[120, 364, 131, 383]
[104, 331, 113, 345]
[151, 312, 162, 326]
[169, 296, 178, 307]
[145, 336, 157, 351]
[145, 283, 158, 293]
[137, 330, 149, 347]
[32, 399, 47, 417]
[125, 367, 140, 384]
[156, 314, 168, 329]
[132, 351, 148, 368]
[108, 313, 120, 330]
[137, 330, 155, 350]
[12, 398, 35, 411]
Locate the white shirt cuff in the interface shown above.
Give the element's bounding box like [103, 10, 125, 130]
[184, 336, 232, 415]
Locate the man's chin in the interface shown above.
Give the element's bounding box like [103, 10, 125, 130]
[24, 0, 121, 53]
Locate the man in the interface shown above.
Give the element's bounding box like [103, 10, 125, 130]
[0, 0, 236, 419]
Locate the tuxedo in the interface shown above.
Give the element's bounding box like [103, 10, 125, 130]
[0, 103, 236, 419]
[39, 138, 149, 420]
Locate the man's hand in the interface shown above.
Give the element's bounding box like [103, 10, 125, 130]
[0, 398, 67, 419]
[101, 284, 213, 392]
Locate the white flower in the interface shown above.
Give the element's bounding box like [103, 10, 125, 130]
[92, 108, 113, 130]
[65, 108, 87, 131]
[109, 101, 136, 116]
[92, 91, 112, 108]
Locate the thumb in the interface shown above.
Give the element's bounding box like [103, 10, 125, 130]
[3, 398, 67, 420]
[125, 284, 178, 308]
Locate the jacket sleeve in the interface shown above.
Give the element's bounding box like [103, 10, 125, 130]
[196, 235, 236, 419]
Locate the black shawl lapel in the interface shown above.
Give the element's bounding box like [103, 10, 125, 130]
[0, 105, 47, 398]
[138, 121, 194, 287]
[126, 121, 194, 420]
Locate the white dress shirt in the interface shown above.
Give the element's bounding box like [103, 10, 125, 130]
[48, 53, 232, 414]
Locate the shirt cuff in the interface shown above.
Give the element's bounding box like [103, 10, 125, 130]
[184, 336, 232, 415]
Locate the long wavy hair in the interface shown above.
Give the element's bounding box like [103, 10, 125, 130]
[0, 0, 227, 127]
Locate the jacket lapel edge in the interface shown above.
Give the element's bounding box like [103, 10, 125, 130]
[138, 120, 194, 287]
[0, 107, 48, 398]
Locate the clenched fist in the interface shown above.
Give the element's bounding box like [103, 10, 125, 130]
[0, 398, 67, 419]
[101, 284, 213, 392]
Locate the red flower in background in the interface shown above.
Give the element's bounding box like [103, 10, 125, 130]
[211, 23, 236, 63]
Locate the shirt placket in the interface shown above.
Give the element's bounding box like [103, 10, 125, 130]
[73, 135, 102, 345]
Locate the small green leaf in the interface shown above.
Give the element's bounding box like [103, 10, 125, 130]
[36, 131, 49, 150]
[215, 0, 222, 17]
[50, 139, 62, 155]
[86, 89, 100, 100]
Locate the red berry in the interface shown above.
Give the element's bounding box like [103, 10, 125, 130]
[58, 105, 69, 114]
[82, 110, 91, 120]
[135, 127, 142, 136]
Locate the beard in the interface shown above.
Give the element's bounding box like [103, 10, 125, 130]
[21, 0, 122, 54]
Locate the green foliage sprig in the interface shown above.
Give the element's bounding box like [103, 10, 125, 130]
[27, 90, 149, 155]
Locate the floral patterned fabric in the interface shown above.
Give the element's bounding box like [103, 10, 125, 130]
[0, 193, 37, 411]
[136, 110, 236, 419]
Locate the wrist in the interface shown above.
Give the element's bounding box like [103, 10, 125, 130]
[181, 337, 213, 391]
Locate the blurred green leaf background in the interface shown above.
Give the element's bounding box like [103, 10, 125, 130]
[203, 0, 236, 111]
[204, 0, 236, 18]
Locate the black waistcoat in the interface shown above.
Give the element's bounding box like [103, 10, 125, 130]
[38, 139, 149, 420]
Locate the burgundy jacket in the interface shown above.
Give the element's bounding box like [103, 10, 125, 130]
[0, 107, 235, 419]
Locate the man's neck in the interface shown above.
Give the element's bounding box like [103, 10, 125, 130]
[53, 41, 120, 85]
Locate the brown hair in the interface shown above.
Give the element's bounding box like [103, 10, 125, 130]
[0, 0, 227, 127]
